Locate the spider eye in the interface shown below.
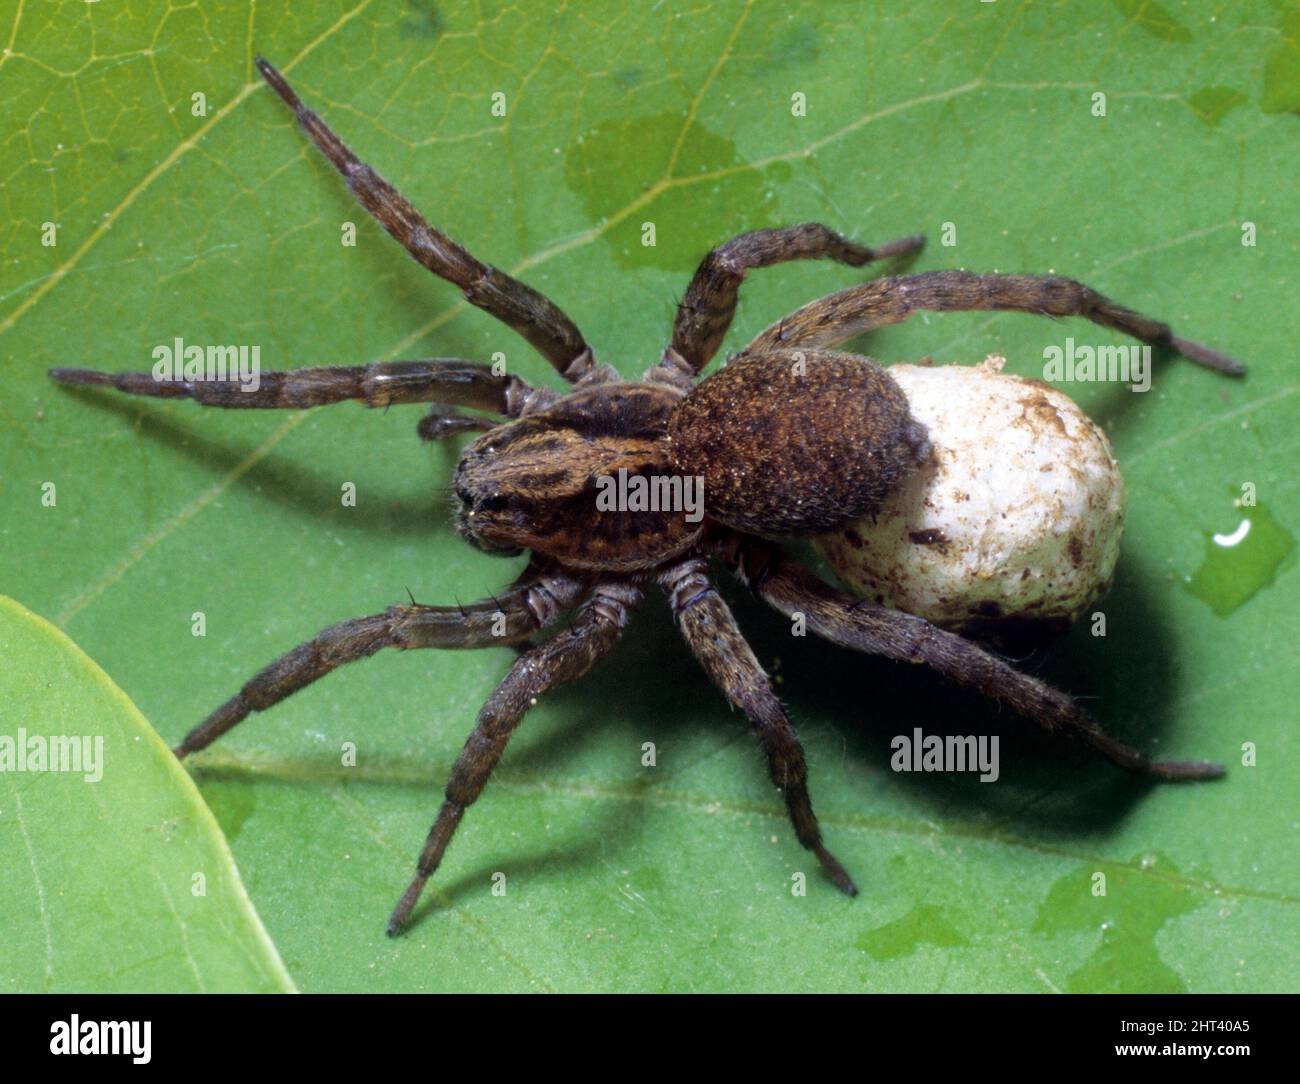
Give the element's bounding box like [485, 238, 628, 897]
[478, 494, 508, 512]
[454, 485, 473, 506]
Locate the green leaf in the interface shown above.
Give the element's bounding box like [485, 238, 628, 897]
[2, 1, 1296, 992]
[0, 597, 294, 993]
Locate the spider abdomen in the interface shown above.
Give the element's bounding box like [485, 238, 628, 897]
[666, 349, 931, 536]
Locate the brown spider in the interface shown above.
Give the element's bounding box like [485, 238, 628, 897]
[50, 59, 1243, 936]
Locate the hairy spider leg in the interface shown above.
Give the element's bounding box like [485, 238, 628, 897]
[721, 535, 1224, 781]
[254, 57, 596, 381]
[49, 360, 547, 423]
[746, 269, 1244, 375]
[656, 224, 924, 380]
[173, 568, 587, 759]
[660, 555, 859, 896]
[387, 581, 642, 934]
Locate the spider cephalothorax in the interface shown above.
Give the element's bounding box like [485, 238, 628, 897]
[452, 379, 701, 569]
[50, 59, 1244, 935]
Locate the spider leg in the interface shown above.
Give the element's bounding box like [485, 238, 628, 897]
[48, 358, 555, 417]
[387, 580, 642, 935]
[652, 225, 924, 382]
[659, 555, 858, 896]
[417, 406, 502, 442]
[173, 565, 587, 759]
[745, 269, 1244, 376]
[720, 535, 1224, 781]
[254, 58, 595, 381]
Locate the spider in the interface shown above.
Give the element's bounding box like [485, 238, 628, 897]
[50, 58, 1243, 936]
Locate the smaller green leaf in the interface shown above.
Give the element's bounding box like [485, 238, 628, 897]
[0, 596, 295, 993]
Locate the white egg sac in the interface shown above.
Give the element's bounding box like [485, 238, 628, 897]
[815, 356, 1126, 643]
